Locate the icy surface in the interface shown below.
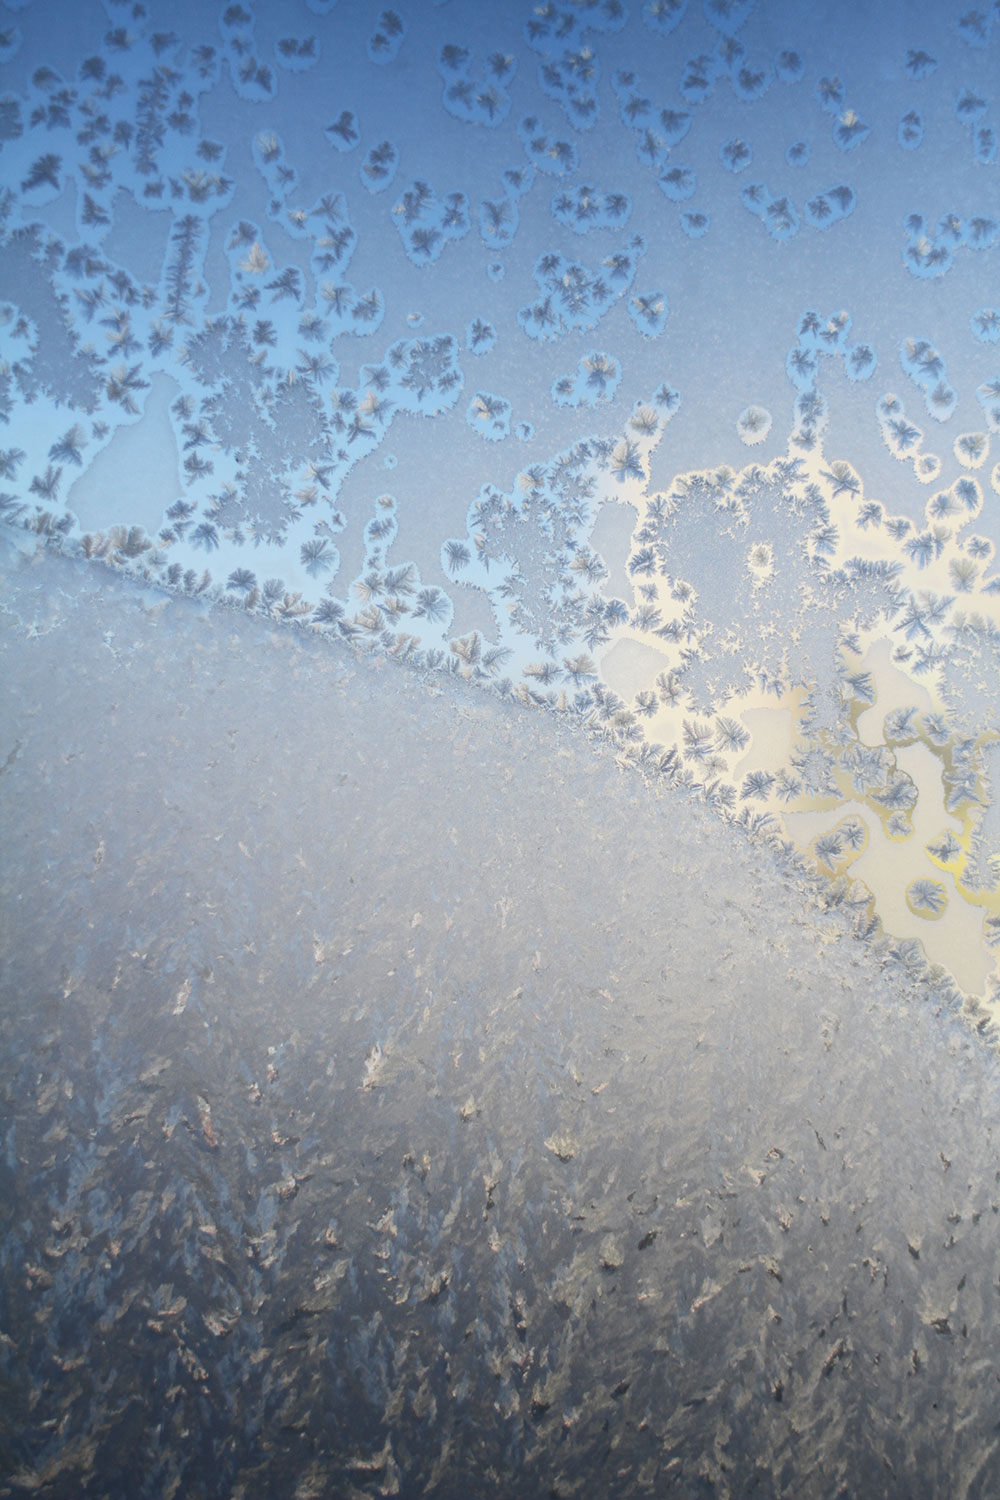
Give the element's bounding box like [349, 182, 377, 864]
[2, 543, 1000, 1497]
[1, 0, 1000, 1490]
[1, 0, 997, 1011]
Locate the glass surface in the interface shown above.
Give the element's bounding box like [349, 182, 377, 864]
[1, 1, 999, 1493]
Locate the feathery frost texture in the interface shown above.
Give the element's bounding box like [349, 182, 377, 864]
[1, 0, 1000, 1491]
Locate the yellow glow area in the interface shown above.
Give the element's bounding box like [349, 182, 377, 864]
[599, 635, 671, 704]
[853, 638, 934, 745]
[776, 640, 998, 1003]
[598, 610, 999, 1007]
[784, 794, 990, 997]
[731, 694, 804, 781]
[708, 637, 997, 1004]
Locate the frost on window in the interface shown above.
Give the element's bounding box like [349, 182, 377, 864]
[3, 1, 1000, 1491]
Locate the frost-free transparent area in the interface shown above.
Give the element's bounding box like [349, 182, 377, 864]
[1, 0, 1000, 1494]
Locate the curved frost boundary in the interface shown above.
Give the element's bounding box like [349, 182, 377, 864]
[6, 536, 1000, 1498]
[9, 335, 1000, 1023]
[1, 0, 999, 1024]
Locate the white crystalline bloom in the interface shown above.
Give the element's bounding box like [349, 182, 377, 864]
[629, 404, 660, 436]
[747, 541, 774, 582]
[954, 432, 989, 470]
[599, 1234, 625, 1268]
[239, 242, 270, 274]
[544, 1132, 578, 1162]
[737, 405, 772, 446]
[906, 879, 948, 919]
[361, 1043, 385, 1089]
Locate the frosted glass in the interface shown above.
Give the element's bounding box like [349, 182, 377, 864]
[1, 0, 999, 1492]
